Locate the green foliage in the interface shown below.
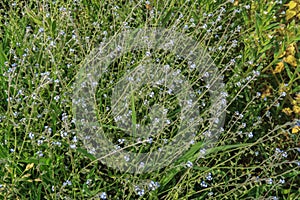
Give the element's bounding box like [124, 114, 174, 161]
[0, 0, 299, 199]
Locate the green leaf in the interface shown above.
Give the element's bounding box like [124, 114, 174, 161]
[176, 141, 204, 164]
[0, 145, 8, 159]
[19, 159, 40, 164]
[131, 90, 137, 136]
[255, 13, 262, 37]
[285, 63, 293, 80]
[263, 22, 280, 31]
[191, 166, 210, 171]
[259, 42, 273, 54]
[291, 85, 300, 93]
[76, 148, 96, 161]
[282, 189, 290, 194]
[161, 8, 173, 27]
[160, 167, 181, 189]
[207, 143, 252, 155]
[24, 8, 43, 26]
[0, 44, 8, 66]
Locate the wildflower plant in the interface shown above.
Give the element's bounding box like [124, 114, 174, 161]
[0, 0, 299, 199]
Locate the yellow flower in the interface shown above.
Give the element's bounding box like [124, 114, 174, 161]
[233, 0, 239, 6]
[286, 9, 297, 20]
[284, 55, 297, 67]
[293, 105, 300, 114]
[261, 86, 272, 99]
[292, 125, 300, 134]
[273, 62, 285, 74]
[282, 107, 293, 116]
[295, 93, 300, 103]
[286, 44, 296, 56]
[285, 0, 300, 20]
[286, 1, 298, 9]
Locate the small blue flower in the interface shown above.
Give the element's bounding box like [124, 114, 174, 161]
[206, 173, 212, 181]
[186, 161, 193, 168]
[100, 192, 107, 199]
[279, 179, 285, 184]
[137, 189, 144, 196]
[266, 178, 273, 185]
[248, 132, 253, 138]
[200, 181, 207, 188]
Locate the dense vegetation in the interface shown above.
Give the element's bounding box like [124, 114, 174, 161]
[0, 0, 299, 199]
